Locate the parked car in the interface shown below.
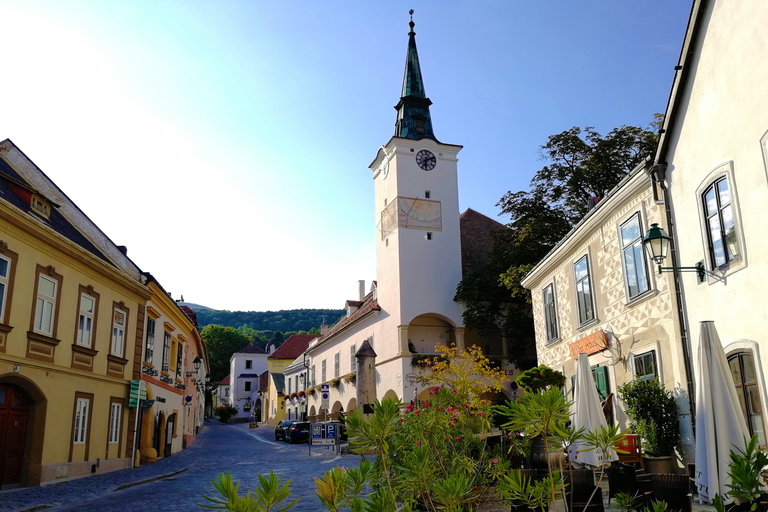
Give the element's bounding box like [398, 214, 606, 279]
[275, 420, 294, 441]
[286, 421, 311, 444]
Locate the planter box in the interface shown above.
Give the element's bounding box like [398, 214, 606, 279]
[249, 422, 258, 429]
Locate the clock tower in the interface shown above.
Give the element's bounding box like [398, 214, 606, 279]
[370, 12, 464, 338]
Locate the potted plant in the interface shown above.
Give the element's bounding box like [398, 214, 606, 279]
[618, 379, 680, 473]
[330, 378, 341, 388]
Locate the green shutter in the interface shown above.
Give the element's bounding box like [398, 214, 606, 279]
[591, 366, 610, 402]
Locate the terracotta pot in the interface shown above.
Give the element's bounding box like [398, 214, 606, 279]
[643, 455, 675, 474]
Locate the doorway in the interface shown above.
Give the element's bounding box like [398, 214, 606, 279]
[165, 413, 176, 457]
[0, 384, 29, 486]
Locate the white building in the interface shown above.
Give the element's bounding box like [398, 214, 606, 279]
[229, 344, 268, 421]
[301, 17, 516, 420]
[651, 0, 768, 445]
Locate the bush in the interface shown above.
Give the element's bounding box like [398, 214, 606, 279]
[618, 379, 679, 457]
[515, 365, 565, 393]
[214, 404, 238, 423]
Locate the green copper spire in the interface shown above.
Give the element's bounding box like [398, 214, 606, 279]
[394, 10, 436, 141]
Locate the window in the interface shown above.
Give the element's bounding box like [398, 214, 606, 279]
[633, 351, 658, 381]
[245, 381, 251, 392]
[620, 213, 651, 299]
[162, 331, 171, 372]
[111, 308, 126, 356]
[224, 387, 229, 397]
[311, 365, 316, 387]
[76, 293, 96, 347]
[321, 360, 327, 383]
[729, 352, 766, 445]
[702, 176, 739, 268]
[30, 194, 51, 218]
[351, 344, 357, 372]
[574, 256, 595, 325]
[543, 283, 558, 342]
[145, 317, 155, 364]
[0, 255, 10, 321]
[246, 359, 252, 370]
[74, 398, 89, 444]
[288, 378, 292, 395]
[425, 190, 431, 199]
[175, 343, 183, 379]
[334, 353, 340, 378]
[34, 274, 57, 335]
[108, 402, 122, 444]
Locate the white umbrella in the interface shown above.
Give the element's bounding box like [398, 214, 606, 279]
[695, 321, 750, 503]
[568, 352, 619, 468]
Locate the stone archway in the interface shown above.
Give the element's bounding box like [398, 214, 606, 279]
[330, 401, 343, 421]
[382, 389, 399, 402]
[0, 374, 47, 487]
[139, 386, 157, 463]
[346, 398, 357, 414]
[407, 314, 456, 354]
[309, 405, 317, 422]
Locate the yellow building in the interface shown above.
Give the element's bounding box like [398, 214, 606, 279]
[0, 139, 152, 487]
[136, 278, 208, 463]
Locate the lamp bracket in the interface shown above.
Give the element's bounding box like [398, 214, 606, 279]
[657, 261, 706, 283]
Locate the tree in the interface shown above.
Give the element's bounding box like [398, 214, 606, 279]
[201, 325, 254, 384]
[456, 119, 659, 369]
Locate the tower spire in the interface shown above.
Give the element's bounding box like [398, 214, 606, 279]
[394, 10, 436, 141]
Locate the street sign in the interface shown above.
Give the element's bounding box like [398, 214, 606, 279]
[128, 380, 146, 408]
[326, 424, 337, 439]
[321, 383, 329, 410]
[311, 424, 323, 440]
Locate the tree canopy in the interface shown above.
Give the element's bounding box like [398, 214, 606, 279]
[456, 119, 659, 369]
[201, 325, 255, 384]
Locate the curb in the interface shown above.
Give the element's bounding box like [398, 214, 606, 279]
[113, 468, 189, 492]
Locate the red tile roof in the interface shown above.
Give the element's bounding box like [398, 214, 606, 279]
[268, 334, 318, 360]
[219, 374, 231, 386]
[309, 294, 381, 351]
[459, 208, 508, 276]
[259, 371, 269, 391]
[237, 343, 265, 354]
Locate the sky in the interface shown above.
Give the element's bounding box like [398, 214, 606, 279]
[0, 1, 693, 312]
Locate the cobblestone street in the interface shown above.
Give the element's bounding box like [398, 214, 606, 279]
[0, 421, 362, 512]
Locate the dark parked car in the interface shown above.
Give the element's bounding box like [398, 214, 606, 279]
[286, 421, 311, 444]
[275, 420, 294, 441]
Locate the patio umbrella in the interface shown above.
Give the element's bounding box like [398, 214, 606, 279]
[568, 352, 618, 468]
[695, 321, 750, 503]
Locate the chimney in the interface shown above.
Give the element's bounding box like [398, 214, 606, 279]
[359, 280, 365, 301]
[117, 245, 128, 255]
[321, 324, 329, 335]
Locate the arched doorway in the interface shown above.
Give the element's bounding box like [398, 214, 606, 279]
[156, 411, 166, 457]
[346, 398, 357, 414]
[330, 401, 343, 421]
[165, 413, 176, 457]
[0, 384, 30, 486]
[382, 389, 399, 402]
[727, 351, 767, 444]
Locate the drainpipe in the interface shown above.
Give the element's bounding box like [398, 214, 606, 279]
[655, 162, 696, 432]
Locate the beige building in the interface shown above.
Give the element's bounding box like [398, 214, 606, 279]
[521, 164, 693, 453]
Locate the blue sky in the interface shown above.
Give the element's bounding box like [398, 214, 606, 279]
[0, 1, 692, 311]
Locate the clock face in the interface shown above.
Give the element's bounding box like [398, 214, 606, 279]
[415, 150, 436, 171]
[380, 157, 389, 179]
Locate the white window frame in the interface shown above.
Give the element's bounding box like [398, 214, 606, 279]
[632, 350, 658, 381]
[696, 162, 746, 277]
[321, 360, 327, 383]
[311, 365, 316, 387]
[175, 342, 184, 379]
[543, 282, 559, 343]
[108, 402, 121, 444]
[111, 308, 126, 356]
[573, 255, 595, 326]
[34, 274, 57, 336]
[74, 398, 89, 444]
[619, 212, 652, 301]
[77, 293, 96, 348]
[350, 344, 357, 372]
[162, 331, 171, 372]
[334, 353, 340, 378]
[0, 254, 10, 321]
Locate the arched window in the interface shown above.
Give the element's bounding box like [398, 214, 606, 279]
[728, 352, 766, 445]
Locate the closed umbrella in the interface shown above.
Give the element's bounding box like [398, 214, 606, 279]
[695, 321, 750, 503]
[568, 352, 618, 467]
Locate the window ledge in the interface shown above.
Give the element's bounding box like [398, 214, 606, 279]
[72, 344, 98, 357]
[27, 331, 61, 346]
[545, 338, 561, 347]
[577, 318, 599, 332]
[624, 288, 659, 308]
[107, 354, 128, 365]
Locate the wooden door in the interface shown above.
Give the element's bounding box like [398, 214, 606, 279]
[0, 384, 29, 486]
[164, 413, 175, 457]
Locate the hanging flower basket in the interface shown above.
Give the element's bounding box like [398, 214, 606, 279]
[298, 391, 306, 398]
[330, 378, 342, 388]
[343, 373, 357, 384]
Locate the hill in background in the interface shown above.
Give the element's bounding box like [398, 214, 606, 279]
[190, 307, 345, 333]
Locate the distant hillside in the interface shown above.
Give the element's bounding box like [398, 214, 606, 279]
[177, 302, 213, 311]
[191, 308, 345, 333]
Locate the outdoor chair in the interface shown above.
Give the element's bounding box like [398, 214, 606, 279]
[649, 473, 692, 512]
[563, 469, 604, 512]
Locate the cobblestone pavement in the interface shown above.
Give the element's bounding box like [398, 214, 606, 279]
[0, 421, 364, 512]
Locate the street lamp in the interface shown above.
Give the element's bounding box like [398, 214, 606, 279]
[642, 223, 706, 283]
[186, 356, 204, 378]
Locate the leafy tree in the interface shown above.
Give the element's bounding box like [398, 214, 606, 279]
[201, 325, 254, 384]
[457, 119, 659, 369]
